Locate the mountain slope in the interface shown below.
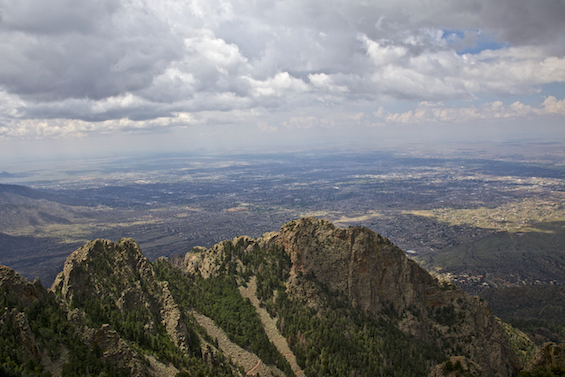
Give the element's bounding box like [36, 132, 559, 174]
[271, 218, 521, 376]
[181, 217, 523, 377]
[51, 238, 243, 376]
[1, 217, 529, 376]
[51, 238, 195, 360]
[0, 265, 152, 376]
[0, 184, 88, 207]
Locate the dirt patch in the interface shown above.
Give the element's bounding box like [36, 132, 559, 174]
[191, 310, 284, 377]
[239, 276, 305, 377]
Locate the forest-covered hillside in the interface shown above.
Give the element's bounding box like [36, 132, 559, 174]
[1, 218, 562, 377]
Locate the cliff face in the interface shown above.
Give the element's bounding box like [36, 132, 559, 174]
[183, 217, 522, 377]
[0, 266, 46, 362]
[0, 264, 149, 376]
[269, 217, 435, 312]
[0, 259, 174, 377]
[1, 217, 527, 377]
[267, 218, 522, 377]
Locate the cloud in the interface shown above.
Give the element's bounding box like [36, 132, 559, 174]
[377, 96, 565, 124]
[542, 96, 565, 116]
[0, 0, 184, 101]
[359, 35, 565, 100]
[0, 108, 267, 139]
[258, 121, 278, 133]
[0, 0, 564, 141]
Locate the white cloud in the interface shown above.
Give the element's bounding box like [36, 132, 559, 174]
[258, 121, 278, 132]
[542, 96, 565, 116]
[377, 97, 565, 124]
[247, 72, 309, 98]
[0, 0, 564, 142]
[308, 73, 349, 93]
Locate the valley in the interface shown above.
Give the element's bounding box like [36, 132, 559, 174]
[2, 145, 565, 290]
[2, 142, 565, 375]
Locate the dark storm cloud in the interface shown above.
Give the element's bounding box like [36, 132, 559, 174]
[0, 0, 184, 100]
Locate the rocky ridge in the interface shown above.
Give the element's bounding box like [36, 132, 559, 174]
[0, 217, 536, 376]
[52, 238, 193, 357]
[0, 264, 160, 376]
[183, 217, 523, 377]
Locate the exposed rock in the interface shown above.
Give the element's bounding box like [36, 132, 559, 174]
[524, 342, 565, 372]
[160, 280, 192, 355]
[0, 266, 49, 364]
[52, 238, 193, 357]
[1, 217, 530, 377]
[183, 217, 522, 377]
[5, 308, 41, 359]
[429, 356, 482, 377]
[191, 310, 283, 377]
[261, 218, 520, 377]
[267, 217, 436, 313]
[88, 324, 152, 377]
[0, 265, 51, 305]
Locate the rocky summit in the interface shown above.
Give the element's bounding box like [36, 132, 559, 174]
[0, 217, 555, 377]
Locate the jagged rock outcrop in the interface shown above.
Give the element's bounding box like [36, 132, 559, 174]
[182, 217, 522, 377]
[268, 217, 435, 312]
[1, 217, 529, 377]
[0, 266, 49, 363]
[429, 356, 482, 377]
[0, 265, 51, 306]
[0, 263, 159, 376]
[524, 342, 565, 372]
[87, 323, 153, 376]
[52, 238, 193, 357]
[1, 308, 41, 359]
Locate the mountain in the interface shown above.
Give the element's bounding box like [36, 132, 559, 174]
[0, 217, 543, 376]
[0, 184, 89, 207]
[182, 217, 524, 376]
[0, 184, 96, 284]
[0, 263, 161, 377]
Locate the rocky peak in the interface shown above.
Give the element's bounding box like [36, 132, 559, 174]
[0, 266, 47, 361]
[1, 265, 50, 305]
[268, 217, 436, 313]
[271, 218, 522, 376]
[181, 217, 522, 377]
[52, 238, 153, 304]
[52, 238, 193, 357]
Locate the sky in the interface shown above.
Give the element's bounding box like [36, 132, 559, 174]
[1, 0, 565, 164]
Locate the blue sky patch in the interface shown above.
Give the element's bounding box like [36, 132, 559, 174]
[442, 29, 510, 55]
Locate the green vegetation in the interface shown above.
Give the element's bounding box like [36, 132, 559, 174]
[519, 366, 565, 377]
[64, 241, 235, 377]
[2, 223, 546, 377]
[155, 239, 449, 377]
[212, 240, 447, 377]
[154, 253, 294, 376]
[75, 293, 191, 367]
[499, 320, 538, 366]
[0, 283, 124, 377]
[272, 286, 445, 377]
[480, 286, 565, 345]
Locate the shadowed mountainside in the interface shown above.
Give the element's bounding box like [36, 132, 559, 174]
[0, 217, 544, 377]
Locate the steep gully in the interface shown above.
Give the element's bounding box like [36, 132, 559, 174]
[191, 275, 304, 376]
